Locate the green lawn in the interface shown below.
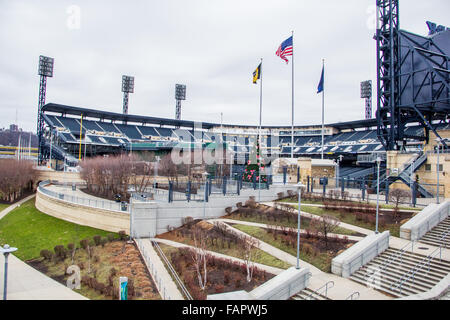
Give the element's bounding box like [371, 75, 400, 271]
[0, 203, 11, 212]
[0, 199, 117, 261]
[232, 224, 334, 273]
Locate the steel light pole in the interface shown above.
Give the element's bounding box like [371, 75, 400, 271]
[203, 172, 209, 219]
[436, 138, 441, 204]
[296, 183, 302, 269]
[154, 156, 160, 188]
[1, 244, 18, 300]
[336, 155, 343, 188]
[375, 156, 381, 234]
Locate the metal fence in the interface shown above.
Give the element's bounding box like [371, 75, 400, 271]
[38, 180, 129, 212]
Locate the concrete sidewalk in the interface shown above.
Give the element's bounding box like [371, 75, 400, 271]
[0, 195, 87, 300]
[0, 194, 36, 220]
[0, 253, 87, 300]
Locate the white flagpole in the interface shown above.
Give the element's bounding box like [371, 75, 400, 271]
[291, 30, 295, 160]
[258, 58, 263, 202]
[321, 59, 325, 160]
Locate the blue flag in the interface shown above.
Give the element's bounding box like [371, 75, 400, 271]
[317, 65, 324, 93]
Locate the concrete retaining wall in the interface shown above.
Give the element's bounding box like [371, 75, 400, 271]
[36, 189, 130, 234]
[131, 184, 295, 238]
[207, 267, 310, 300]
[400, 201, 449, 241]
[331, 231, 390, 278]
[37, 182, 295, 237]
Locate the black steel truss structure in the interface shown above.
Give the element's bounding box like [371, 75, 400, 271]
[376, 0, 450, 151]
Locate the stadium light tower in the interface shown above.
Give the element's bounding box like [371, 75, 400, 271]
[175, 84, 186, 121]
[360, 80, 372, 119]
[37, 55, 54, 165]
[122, 75, 134, 115]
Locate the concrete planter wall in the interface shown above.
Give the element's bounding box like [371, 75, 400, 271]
[207, 267, 311, 300]
[331, 231, 390, 278]
[400, 201, 449, 241]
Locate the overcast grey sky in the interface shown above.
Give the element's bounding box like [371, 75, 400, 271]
[0, 0, 449, 132]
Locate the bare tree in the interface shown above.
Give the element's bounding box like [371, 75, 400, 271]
[389, 188, 411, 223]
[190, 227, 209, 291]
[0, 159, 34, 202]
[310, 215, 340, 249]
[241, 235, 260, 283]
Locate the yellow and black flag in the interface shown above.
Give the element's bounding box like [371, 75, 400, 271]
[253, 63, 261, 84]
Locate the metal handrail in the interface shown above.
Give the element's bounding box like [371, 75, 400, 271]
[152, 240, 193, 300]
[370, 240, 415, 276]
[305, 280, 334, 300]
[345, 291, 360, 300]
[391, 227, 450, 294]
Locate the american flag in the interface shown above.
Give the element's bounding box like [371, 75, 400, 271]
[275, 36, 293, 63]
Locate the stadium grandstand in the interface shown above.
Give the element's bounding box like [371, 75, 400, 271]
[39, 102, 449, 183]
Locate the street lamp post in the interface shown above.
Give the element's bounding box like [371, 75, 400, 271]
[296, 183, 302, 269]
[154, 156, 160, 188]
[336, 155, 343, 188]
[375, 156, 381, 234]
[436, 138, 441, 204]
[203, 172, 209, 219]
[1, 244, 18, 300]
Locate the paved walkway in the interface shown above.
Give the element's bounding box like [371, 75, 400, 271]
[0, 196, 86, 300]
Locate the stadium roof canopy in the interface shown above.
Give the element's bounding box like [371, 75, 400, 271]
[42, 103, 377, 130]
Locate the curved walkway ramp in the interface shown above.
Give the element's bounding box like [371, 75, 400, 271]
[0, 197, 86, 300]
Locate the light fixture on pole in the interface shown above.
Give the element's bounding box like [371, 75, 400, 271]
[175, 84, 186, 121]
[375, 156, 381, 234]
[336, 154, 343, 188]
[37, 55, 54, 165]
[360, 80, 372, 119]
[295, 182, 302, 269]
[1, 244, 18, 300]
[202, 171, 209, 219]
[435, 138, 441, 204]
[121, 75, 135, 115]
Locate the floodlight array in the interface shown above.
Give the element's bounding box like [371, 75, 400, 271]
[175, 84, 186, 100]
[122, 75, 135, 93]
[360, 80, 372, 98]
[38, 55, 54, 77]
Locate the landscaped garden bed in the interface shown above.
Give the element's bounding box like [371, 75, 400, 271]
[157, 218, 291, 269]
[28, 237, 161, 300]
[222, 200, 364, 237]
[0, 199, 160, 300]
[231, 223, 356, 273]
[159, 243, 274, 300]
[276, 191, 416, 237]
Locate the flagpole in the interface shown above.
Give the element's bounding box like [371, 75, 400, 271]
[258, 58, 263, 202]
[291, 30, 294, 161]
[321, 59, 325, 160]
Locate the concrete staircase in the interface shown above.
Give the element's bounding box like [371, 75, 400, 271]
[419, 217, 450, 247]
[349, 247, 450, 297]
[291, 287, 331, 300]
